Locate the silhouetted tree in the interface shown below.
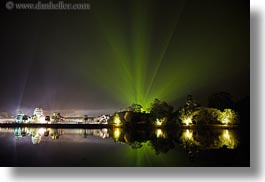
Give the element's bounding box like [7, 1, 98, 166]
[150, 99, 174, 123]
[128, 103, 143, 113]
[83, 115, 89, 124]
[208, 92, 235, 111]
[178, 95, 199, 124]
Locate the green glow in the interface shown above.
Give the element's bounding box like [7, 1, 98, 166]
[64, 0, 246, 110]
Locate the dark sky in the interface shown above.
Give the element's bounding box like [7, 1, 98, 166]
[0, 0, 249, 116]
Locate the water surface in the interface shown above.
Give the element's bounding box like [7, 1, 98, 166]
[0, 127, 249, 166]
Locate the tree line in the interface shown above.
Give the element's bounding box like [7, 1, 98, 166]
[109, 92, 249, 127]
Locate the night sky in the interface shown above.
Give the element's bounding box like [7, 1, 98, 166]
[0, 0, 249, 116]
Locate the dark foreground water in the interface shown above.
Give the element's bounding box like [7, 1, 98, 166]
[0, 127, 249, 167]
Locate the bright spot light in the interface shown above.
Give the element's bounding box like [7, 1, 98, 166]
[113, 114, 121, 126]
[155, 118, 162, 126]
[218, 109, 237, 125]
[223, 117, 229, 125]
[183, 117, 192, 126]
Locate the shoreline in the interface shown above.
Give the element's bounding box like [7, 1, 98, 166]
[0, 123, 239, 129]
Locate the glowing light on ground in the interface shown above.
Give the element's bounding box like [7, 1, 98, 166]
[182, 117, 192, 126]
[155, 118, 162, 126]
[222, 117, 229, 125]
[218, 109, 237, 125]
[113, 113, 121, 126]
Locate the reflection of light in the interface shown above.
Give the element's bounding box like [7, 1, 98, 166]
[113, 128, 121, 141]
[223, 130, 230, 139]
[32, 134, 41, 144]
[219, 129, 237, 149]
[155, 129, 166, 138]
[38, 128, 45, 135]
[101, 129, 109, 139]
[183, 117, 192, 126]
[182, 129, 193, 141]
[102, 128, 108, 133]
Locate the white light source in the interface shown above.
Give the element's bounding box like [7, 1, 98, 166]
[183, 117, 192, 126]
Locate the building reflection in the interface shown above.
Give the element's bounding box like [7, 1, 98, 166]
[81, 129, 109, 139]
[11, 127, 239, 159]
[12, 127, 110, 144]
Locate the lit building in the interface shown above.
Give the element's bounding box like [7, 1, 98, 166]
[14, 111, 24, 123]
[33, 108, 44, 118]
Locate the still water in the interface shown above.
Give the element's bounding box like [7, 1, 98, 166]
[0, 127, 248, 167]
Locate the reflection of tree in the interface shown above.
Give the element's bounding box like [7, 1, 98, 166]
[216, 130, 239, 149]
[178, 95, 199, 125]
[50, 129, 63, 140]
[149, 138, 175, 155]
[179, 129, 239, 151]
[81, 129, 110, 139]
[154, 129, 240, 160]
[208, 92, 235, 111]
[32, 134, 41, 144]
[150, 99, 174, 125]
[130, 141, 143, 149]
